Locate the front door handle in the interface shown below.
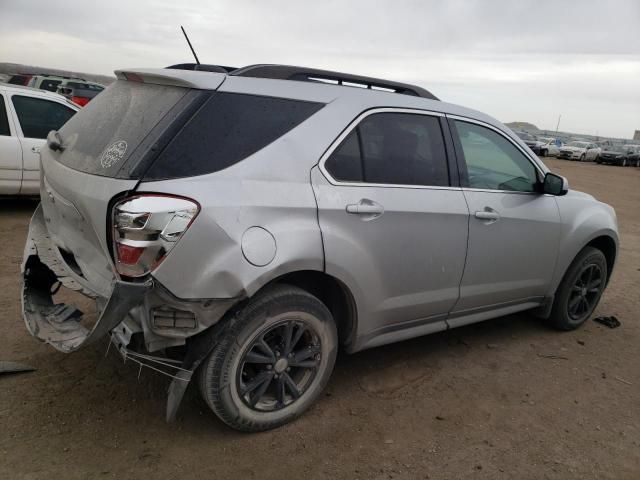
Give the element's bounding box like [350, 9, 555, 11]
[31, 146, 41, 154]
[474, 208, 500, 223]
[346, 199, 384, 219]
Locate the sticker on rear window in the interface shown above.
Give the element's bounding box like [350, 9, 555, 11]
[100, 140, 128, 168]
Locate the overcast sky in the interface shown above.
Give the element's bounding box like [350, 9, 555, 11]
[1, 0, 638, 138]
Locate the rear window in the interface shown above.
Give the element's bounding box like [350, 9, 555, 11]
[143, 93, 324, 180]
[56, 80, 193, 177]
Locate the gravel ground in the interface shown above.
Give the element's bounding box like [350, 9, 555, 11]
[1, 158, 638, 479]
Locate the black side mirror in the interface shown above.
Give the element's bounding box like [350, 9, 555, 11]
[542, 172, 568, 196]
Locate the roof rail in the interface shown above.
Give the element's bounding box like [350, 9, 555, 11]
[166, 63, 237, 74]
[231, 64, 439, 100]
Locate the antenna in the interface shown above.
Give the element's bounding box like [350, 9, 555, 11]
[181, 26, 200, 65]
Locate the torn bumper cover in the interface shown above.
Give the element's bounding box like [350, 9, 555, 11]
[21, 205, 236, 421]
[21, 206, 151, 353]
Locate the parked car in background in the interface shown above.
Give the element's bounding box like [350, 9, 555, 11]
[56, 81, 104, 106]
[21, 64, 618, 432]
[557, 141, 601, 161]
[529, 136, 562, 157]
[597, 144, 640, 167]
[0, 83, 78, 195]
[515, 131, 539, 148]
[7, 73, 34, 86]
[27, 74, 86, 93]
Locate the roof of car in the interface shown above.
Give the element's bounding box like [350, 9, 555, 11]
[0, 82, 80, 108]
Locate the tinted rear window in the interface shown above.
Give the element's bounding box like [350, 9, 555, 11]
[143, 93, 324, 180]
[56, 80, 191, 177]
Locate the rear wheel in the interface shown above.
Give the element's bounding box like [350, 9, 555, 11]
[621, 158, 628, 167]
[548, 247, 607, 330]
[198, 284, 338, 432]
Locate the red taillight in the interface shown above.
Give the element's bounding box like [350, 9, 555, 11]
[71, 96, 90, 107]
[116, 243, 145, 265]
[112, 194, 200, 277]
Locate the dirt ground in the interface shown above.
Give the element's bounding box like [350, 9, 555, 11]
[1, 159, 638, 480]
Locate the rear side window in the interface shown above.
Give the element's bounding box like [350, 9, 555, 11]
[0, 95, 10, 136]
[143, 93, 324, 180]
[325, 112, 449, 186]
[12, 95, 76, 139]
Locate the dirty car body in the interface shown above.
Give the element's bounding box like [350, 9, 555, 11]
[22, 64, 619, 431]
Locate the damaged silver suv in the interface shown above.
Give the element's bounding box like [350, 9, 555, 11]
[22, 64, 618, 432]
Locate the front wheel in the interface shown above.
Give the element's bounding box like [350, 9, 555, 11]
[548, 247, 607, 331]
[579, 154, 586, 162]
[541, 149, 547, 157]
[198, 284, 338, 432]
[621, 158, 627, 167]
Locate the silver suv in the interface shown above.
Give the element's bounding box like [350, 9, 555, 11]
[22, 64, 618, 432]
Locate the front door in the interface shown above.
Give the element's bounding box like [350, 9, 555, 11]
[312, 110, 469, 341]
[448, 118, 561, 319]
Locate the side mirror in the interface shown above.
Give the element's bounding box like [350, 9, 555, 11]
[542, 172, 568, 196]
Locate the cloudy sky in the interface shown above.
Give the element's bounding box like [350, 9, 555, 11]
[1, 0, 638, 138]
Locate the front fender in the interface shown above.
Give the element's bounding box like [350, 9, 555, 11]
[549, 193, 618, 295]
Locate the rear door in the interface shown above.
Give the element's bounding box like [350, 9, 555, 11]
[448, 117, 561, 323]
[313, 109, 469, 341]
[8, 94, 76, 194]
[0, 92, 22, 194]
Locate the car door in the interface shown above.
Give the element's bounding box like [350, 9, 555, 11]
[0, 92, 22, 195]
[448, 117, 561, 324]
[9, 93, 76, 194]
[312, 109, 469, 342]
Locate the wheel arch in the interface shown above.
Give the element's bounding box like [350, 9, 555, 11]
[585, 234, 617, 285]
[254, 270, 359, 351]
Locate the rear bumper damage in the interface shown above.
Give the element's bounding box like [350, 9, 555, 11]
[21, 204, 237, 421]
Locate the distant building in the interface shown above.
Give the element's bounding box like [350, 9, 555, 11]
[634, 130, 640, 141]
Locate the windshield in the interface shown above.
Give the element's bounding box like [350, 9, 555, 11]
[567, 141, 589, 148]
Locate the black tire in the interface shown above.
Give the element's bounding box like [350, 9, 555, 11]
[548, 247, 608, 331]
[621, 158, 627, 167]
[198, 284, 338, 432]
[580, 154, 586, 162]
[541, 149, 547, 157]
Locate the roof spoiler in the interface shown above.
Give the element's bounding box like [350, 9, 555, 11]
[114, 68, 226, 89]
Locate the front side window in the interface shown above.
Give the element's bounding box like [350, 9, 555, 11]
[454, 120, 538, 192]
[325, 112, 449, 187]
[0, 94, 10, 136]
[12, 95, 76, 139]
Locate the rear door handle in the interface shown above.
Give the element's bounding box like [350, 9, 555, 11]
[474, 209, 500, 223]
[346, 199, 384, 218]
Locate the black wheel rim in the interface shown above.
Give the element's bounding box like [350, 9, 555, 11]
[237, 319, 322, 412]
[567, 263, 603, 321]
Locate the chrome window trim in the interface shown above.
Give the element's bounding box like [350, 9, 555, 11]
[317, 107, 460, 191]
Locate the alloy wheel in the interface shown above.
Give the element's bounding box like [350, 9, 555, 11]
[237, 319, 322, 412]
[567, 263, 604, 321]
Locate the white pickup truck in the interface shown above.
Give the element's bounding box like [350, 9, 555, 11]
[1, 84, 78, 195]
